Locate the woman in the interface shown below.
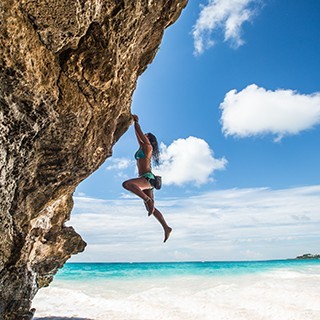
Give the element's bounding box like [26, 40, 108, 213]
[122, 114, 172, 243]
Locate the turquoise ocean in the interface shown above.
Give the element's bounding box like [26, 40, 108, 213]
[33, 259, 320, 320]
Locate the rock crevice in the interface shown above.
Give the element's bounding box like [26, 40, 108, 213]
[0, 1, 187, 319]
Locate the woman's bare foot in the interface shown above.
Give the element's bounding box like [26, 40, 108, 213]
[164, 227, 172, 243]
[144, 197, 154, 216]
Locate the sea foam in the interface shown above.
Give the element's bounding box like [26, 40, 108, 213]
[32, 262, 320, 320]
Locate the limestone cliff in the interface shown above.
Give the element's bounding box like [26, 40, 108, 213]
[0, 1, 187, 319]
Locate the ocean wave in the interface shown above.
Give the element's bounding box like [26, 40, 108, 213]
[32, 269, 320, 320]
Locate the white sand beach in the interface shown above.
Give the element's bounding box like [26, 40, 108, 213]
[32, 264, 320, 320]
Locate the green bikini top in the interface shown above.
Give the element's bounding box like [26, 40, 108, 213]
[134, 147, 146, 160]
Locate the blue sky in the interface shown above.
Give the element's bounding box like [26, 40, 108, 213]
[69, 0, 320, 262]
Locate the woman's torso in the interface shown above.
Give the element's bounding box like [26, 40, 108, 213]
[135, 146, 152, 175]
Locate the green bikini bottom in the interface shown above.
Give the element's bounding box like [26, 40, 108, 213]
[140, 172, 156, 188]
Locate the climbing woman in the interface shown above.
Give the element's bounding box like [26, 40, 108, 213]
[122, 114, 172, 243]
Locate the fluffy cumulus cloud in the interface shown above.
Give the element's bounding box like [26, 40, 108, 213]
[154, 136, 227, 186]
[220, 84, 320, 141]
[192, 0, 259, 55]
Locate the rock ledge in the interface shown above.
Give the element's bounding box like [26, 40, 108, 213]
[0, 1, 187, 319]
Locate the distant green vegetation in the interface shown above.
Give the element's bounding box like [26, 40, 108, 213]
[296, 253, 320, 259]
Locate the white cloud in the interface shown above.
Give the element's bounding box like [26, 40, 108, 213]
[69, 185, 320, 262]
[220, 84, 320, 141]
[106, 157, 134, 171]
[154, 136, 227, 186]
[192, 0, 260, 55]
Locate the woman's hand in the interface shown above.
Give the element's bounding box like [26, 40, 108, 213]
[132, 114, 139, 123]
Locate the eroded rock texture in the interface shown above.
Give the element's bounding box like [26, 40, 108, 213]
[0, 1, 187, 318]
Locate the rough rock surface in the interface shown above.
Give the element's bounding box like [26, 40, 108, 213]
[0, 1, 187, 319]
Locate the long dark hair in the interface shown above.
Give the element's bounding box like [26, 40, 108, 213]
[146, 132, 160, 166]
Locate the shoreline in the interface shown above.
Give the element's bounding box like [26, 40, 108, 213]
[32, 260, 320, 320]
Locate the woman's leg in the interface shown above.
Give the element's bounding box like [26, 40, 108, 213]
[143, 189, 172, 243]
[122, 177, 154, 214]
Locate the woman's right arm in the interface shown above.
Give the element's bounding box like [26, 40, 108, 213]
[133, 115, 150, 145]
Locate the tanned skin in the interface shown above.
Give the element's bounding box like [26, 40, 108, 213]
[122, 114, 172, 243]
